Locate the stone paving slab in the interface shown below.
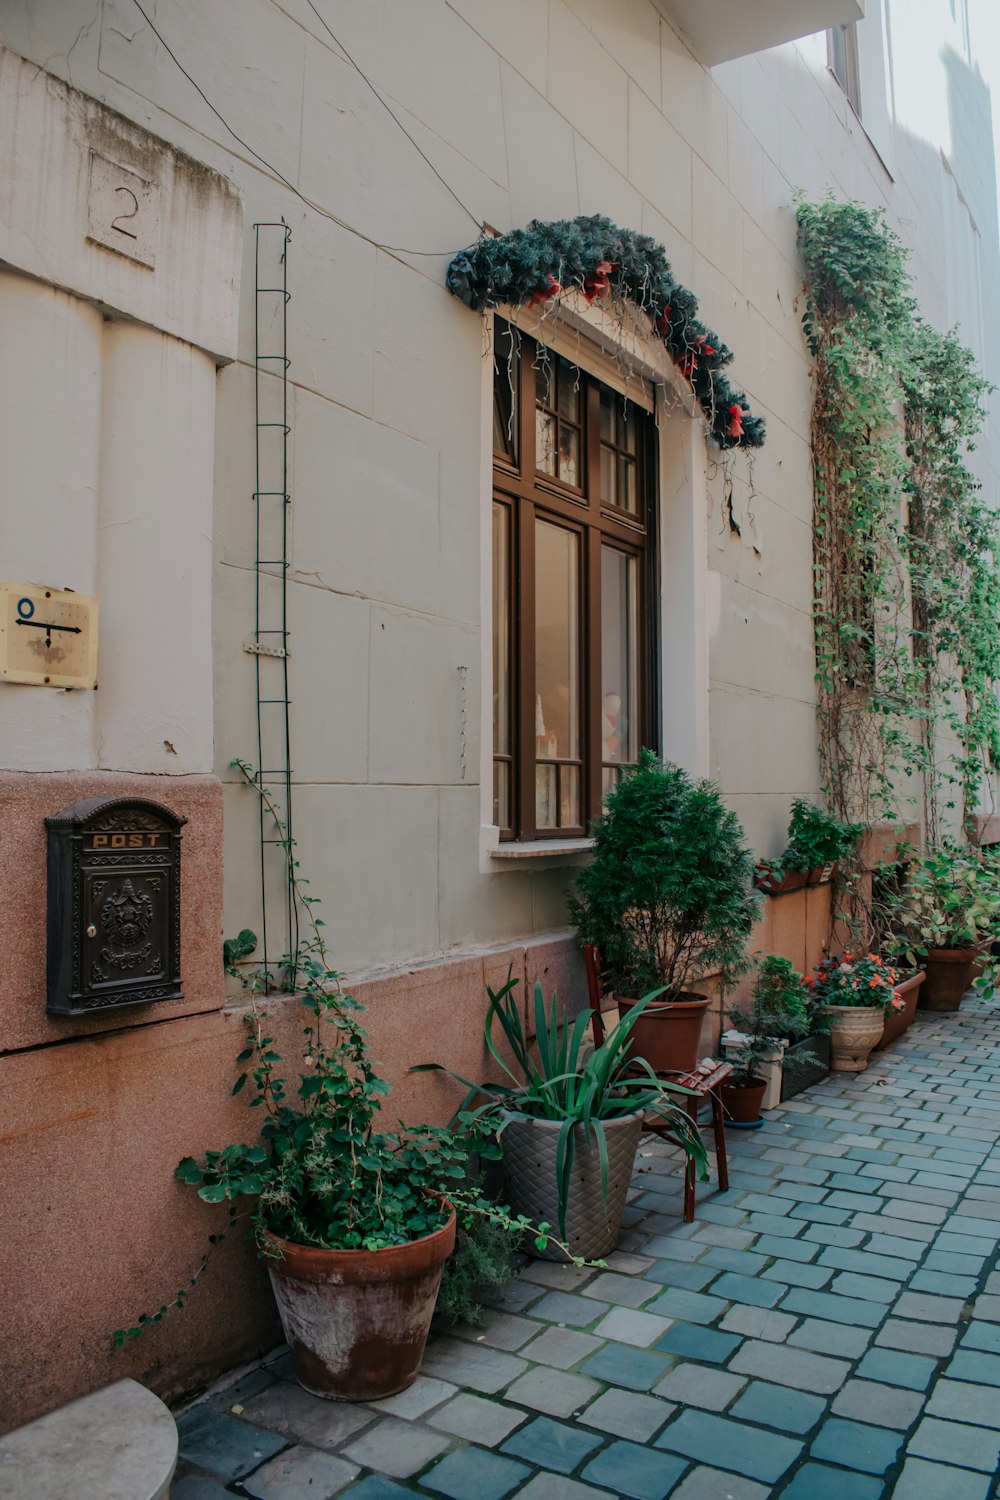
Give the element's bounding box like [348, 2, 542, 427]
[173, 999, 1000, 1498]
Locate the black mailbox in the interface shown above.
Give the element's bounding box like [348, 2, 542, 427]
[46, 797, 186, 1016]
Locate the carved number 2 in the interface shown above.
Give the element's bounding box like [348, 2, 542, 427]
[111, 186, 139, 240]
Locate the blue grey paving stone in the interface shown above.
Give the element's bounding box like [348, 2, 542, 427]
[242, 1445, 361, 1498]
[654, 1408, 802, 1483]
[802, 1223, 867, 1248]
[909, 1269, 978, 1298]
[690, 1225, 758, 1251]
[953, 1350, 1000, 1380]
[365, 1378, 458, 1421]
[700, 1247, 769, 1275]
[172, 1478, 233, 1500]
[527, 1291, 610, 1328]
[708, 1272, 783, 1309]
[744, 1211, 803, 1238]
[420, 1339, 529, 1393]
[730, 1380, 826, 1434]
[855, 1347, 937, 1390]
[788, 1202, 851, 1225]
[694, 1201, 751, 1227]
[767, 1180, 829, 1204]
[728, 1341, 851, 1395]
[454, 1313, 542, 1351]
[760, 1258, 833, 1290]
[754, 1233, 820, 1262]
[817, 1246, 911, 1281]
[578, 1388, 675, 1442]
[924, 1249, 985, 1276]
[882, 1181, 958, 1208]
[667, 1467, 769, 1500]
[852, 1214, 937, 1244]
[503, 1367, 601, 1418]
[244, 1384, 376, 1448]
[341, 1418, 451, 1479]
[875, 1319, 957, 1357]
[501, 1415, 603, 1475]
[962, 1321, 1000, 1353]
[176, 1410, 288, 1480]
[644, 1288, 727, 1325]
[581, 1438, 687, 1500]
[778, 1288, 886, 1327]
[779, 1462, 885, 1500]
[831, 1378, 926, 1430]
[512, 1476, 616, 1500]
[339, 1481, 415, 1500]
[971, 1292, 1000, 1319]
[581, 1341, 671, 1391]
[934, 1232, 995, 1258]
[592, 1307, 672, 1345]
[908, 1416, 1000, 1472]
[718, 1306, 797, 1343]
[730, 1191, 784, 1214]
[829, 1270, 900, 1304]
[642, 1259, 718, 1290]
[891, 1291, 965, 1323]
[581, 1272, 657, 1308]
[653, 1363, 746, 1411]
[428, 1394, 527, 1445]
[926, 1378, 1000, 1427]
[638, 1235, 707, 1263]
[521, 1262, 598, 1290]
[656, 1323, 741, 1364]
[890, 1459, 991, 1500]
[519, 1326, 605, 1369]
[483, 1279, 545, 1314]
[810, 1418, 902, 1475]
[603, 1250, 656, 1274]
[882, 1199, 949, 1226]
[421, 1447, 530, 1500]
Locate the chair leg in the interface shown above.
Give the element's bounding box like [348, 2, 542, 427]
[711, 1086, 729, 1193]
[683, 1094, 698, 1222]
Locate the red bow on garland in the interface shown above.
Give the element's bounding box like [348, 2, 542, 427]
[655, 306, 673, 335]
[583, 261, 615, 302]
[727, 404, 746, 439]
[676, 333, 717, 380]
[527, 274, 563, 308]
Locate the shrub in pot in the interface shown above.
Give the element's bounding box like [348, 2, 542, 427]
[416, 972, 707, 1260]
[885, 846, 1000, 1011]
[807, 953, 905, 1071]
[755, 802, 863, 892]
[571, 751, 761, 1072]
[722, 957, 812, 1122]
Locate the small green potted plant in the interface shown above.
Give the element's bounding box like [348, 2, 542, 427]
[416, 972, 706, 1260]
[571, 751, 760, 1072]
[886, 845, 1000, 1010]
[721, 957, 812, 1122]
[807, 953, 905, 1070]
[755, 801, 863, 893]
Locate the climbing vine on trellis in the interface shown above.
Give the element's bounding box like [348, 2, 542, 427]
[798, 197, 1000, 845]
[446, 215, 765, 451]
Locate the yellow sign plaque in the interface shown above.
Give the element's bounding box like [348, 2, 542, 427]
[0, 582, 99, 688]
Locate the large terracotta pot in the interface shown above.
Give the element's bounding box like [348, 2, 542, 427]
[820, 1004, 885, 1071]
[614, 993, 709, 1073]
[720, 1077, 767, 1124]
[500, 1110, 643, 1261]
[920, 948, 976, 1012]
[754, 863, 808, 895]
[876, 970, 925, 1050]
[265, 1206, 456, 1402]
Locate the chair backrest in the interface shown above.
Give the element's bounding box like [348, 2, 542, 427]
[583, 943, 607, 1048]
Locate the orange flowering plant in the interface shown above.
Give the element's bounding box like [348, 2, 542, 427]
[806, 953, 905, 1012]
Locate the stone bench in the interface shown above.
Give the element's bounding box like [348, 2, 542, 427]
[0, 1378, 177, 1499]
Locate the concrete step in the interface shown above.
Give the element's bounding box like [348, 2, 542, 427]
[0, 1378, 177, 1499]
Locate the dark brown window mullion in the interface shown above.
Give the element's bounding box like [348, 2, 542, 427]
[585, 524, 603, 832]
[516, 342, 538, 840]
[642, 426, 660, 758]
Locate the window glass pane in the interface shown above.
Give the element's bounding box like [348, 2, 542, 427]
[621, 403, 637, 454]
[618, 456, 637, 514]
[557, 359, 580, 422]
[600, 445, 616, 506]
[559, 424, 579, 487]
[560, 765, 580, 828]
[535, 520, 580, 764]
[494, 762, 510, 829]
[599, 386, 614, 443]
[493, 503, 510, 756]
[536, 762, 557, 829]
[601, 548, 638, 766]
[536, 408, 556, 475]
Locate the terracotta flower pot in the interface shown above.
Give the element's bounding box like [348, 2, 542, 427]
[920, 948, 976, 1012]
[614, 993, 710, 1073]
[808, 861, 837, 886]
[754, 863, 808, 896]
[720, 1077, 767, 1124]
[500, 1110, 643, 1261]
[265, 1206, 456, 1402]
[820, 1004, 885, 1071]
[876, 970, 925, 1050]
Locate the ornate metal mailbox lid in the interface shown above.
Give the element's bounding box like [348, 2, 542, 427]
[46, 797, 186, 1017]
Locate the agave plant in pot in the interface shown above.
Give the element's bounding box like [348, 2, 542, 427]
[416, 972, 707, 1260]
[571, 751, 761, 1072]
[807, 953, 905, 1071]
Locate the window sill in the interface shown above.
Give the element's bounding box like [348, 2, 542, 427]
[490, 838, 594, 863]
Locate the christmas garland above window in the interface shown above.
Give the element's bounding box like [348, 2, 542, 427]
[446, 215, 765, 450]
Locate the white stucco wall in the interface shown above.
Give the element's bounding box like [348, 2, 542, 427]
[0, 0, 995, 973]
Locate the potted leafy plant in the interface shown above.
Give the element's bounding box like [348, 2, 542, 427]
[886, 845, 1000, 1011]
[416, 972, 706, 1260]
[755, 801, 863, 892]
[571, 751, 760, 1072]
[721, 957, 812, 1122]
[807, 953, 905, 1070]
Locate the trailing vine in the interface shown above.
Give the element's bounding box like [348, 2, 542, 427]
[798, 197, 999, 855]
[447, 215, 765, 450]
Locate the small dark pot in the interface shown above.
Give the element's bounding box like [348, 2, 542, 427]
[876, 970, 925, 1049]
[920, 948, 976, 1012]
[265, 1206, 456, 1402]
[754, 863, 808, 896]
[614, 993, 710, 1073]
[721, 1077, 767, 1125]
[780, 1035, 831, 1101]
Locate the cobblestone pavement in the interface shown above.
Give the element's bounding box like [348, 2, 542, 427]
[174, 1001, 1000, 1499]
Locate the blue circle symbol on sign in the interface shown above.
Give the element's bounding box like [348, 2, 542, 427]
[16, 597, 34, 620]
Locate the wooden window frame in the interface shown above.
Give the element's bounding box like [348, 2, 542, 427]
[492, 326, 657, 842]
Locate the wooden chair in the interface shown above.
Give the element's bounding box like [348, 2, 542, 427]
[582, 944, 731, 1222]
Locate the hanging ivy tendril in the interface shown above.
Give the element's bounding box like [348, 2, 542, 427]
[798, 196, 1000, 849]
[446, 214, 766, 451]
